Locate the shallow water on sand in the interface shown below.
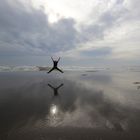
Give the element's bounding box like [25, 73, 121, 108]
[0, 71, 140, 140]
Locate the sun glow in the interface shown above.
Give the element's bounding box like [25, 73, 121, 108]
[50, 104, 58, 115]
[30, 0, 97, 23]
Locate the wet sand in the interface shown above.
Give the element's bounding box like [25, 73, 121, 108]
[0, 71, 140, 140]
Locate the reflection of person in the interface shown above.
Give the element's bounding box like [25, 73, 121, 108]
[48, 57, 64, 73]
[48, 83, 64, 96]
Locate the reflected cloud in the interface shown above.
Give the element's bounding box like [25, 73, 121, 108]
[0, 72, 140, 139]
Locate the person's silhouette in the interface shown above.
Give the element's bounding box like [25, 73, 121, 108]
[48, 83, 64, 96]
[48, 57, 63, 73]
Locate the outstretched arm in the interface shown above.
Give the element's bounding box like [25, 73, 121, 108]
[58, 57, 60, 62]
[56, 83, 64, 89]
[51, 57, 54, 61]
[48, 84, 54, 89]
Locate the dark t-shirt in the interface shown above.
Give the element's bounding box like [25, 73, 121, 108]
[53, 61, 58, 67]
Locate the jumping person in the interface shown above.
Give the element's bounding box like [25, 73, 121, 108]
[48, 57, 64, 73]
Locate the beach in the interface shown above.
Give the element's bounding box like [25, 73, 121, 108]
[0, 70, 140, 140]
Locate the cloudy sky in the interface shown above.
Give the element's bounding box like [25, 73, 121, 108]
[0, 0, 140, 67]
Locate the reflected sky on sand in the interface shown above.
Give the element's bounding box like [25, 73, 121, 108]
[0, 71, 140, 140]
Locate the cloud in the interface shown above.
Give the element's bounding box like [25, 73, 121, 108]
[0, 0, 140, 65]
[0, 0, 78, 57]
[81, 47, 112, 58]
[72, 0, 140, 62]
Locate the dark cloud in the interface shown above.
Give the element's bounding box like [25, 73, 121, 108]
[0, 0, 78, 56]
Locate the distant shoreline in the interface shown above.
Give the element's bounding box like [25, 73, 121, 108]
[37, 66, 50, 71]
